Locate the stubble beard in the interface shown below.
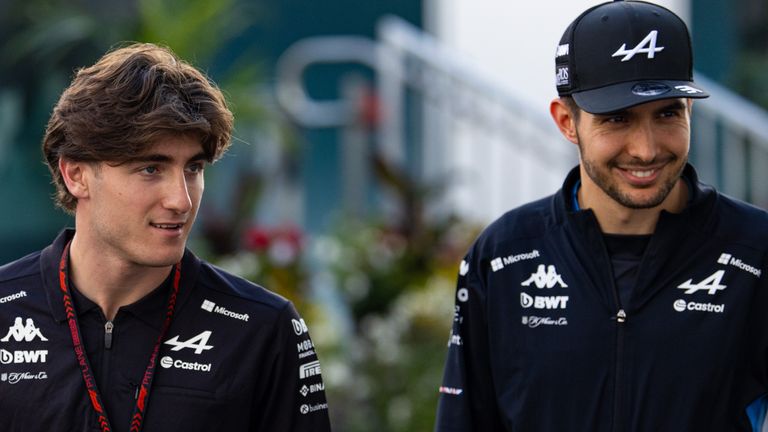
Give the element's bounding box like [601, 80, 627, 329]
[576, 131, 687, 210]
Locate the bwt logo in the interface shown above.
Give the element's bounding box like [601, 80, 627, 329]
[520, 293, 569, 310]
[292, 319, 309, 336]
[0, 349, 49, 364]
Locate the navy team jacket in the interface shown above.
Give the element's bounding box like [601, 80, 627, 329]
[436, 165, 768, 431]
[0, 229, 331, 431]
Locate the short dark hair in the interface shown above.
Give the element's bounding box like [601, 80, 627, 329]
[561, 96, 581, 122]
[42, 42, 234, 213]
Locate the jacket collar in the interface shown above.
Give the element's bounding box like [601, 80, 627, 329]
[41, 229, 201, 324]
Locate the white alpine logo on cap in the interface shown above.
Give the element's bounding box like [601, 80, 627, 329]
[612, 30, 665, 61]
[675, 85, 704, 94]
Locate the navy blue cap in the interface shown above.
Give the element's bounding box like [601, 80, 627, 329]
[555, 0, 709, 114]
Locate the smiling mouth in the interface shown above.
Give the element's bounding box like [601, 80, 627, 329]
[629, 169, 655, 178]
[151, 223, 185, 230]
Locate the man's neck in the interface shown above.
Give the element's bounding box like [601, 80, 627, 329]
[68, 234, 173, 321]
[579, 178, 688, 235]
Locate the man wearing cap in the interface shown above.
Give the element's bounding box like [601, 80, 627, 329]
[435, 1, 768, 430]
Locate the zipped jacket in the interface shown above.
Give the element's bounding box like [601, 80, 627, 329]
[0, 229, 331, 431]
[435, 165, 768, 431]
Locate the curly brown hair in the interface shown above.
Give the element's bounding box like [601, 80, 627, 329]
[42, 42, 234, 214]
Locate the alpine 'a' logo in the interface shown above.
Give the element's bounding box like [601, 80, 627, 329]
[612, 30, 664, 62]
[164, 330, 214, 354]
[677, 270, 727, 295]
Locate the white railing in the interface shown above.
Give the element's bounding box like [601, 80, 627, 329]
[276, 15, 768, 222]
[376, 16, 576, 222]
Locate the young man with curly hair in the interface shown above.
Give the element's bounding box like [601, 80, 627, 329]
[0, 43, 331, 432]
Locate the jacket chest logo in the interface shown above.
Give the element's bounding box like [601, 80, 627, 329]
[521, 265, 569, 289]
[677, 270, 727, 295]
[673, 270, 728, 315]
[520, 264, 568, 318]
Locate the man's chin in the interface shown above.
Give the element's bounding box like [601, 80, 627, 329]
[138, 251, 185, 268]
[612, 189, 671, 210]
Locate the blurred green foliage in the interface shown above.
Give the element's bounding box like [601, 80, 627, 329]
[213, 153, 481, 432]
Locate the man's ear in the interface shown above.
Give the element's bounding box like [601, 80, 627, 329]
[550, 98, 579, 145]
[59, 158, 91, 200]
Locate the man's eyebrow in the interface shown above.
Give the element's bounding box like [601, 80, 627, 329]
[594, 108, 629, 118]
[657, 100, 687, 112]
[123, 152, 208, 164]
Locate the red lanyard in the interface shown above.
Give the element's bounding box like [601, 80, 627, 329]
[58, 240, 181, 432]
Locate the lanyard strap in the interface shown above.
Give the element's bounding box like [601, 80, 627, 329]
[58, 240, 181, 432]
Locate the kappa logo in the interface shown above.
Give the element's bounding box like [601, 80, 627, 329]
[164, 330, 214, 354]
[1, 317, 48, 342]
[612, 30, 664, 62]
[521, 265, 568, 289]
[677, 270, 727, 295]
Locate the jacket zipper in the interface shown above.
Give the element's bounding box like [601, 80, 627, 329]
[99, 318, 115, 400]
[614, 309, 626, 432]
[104, 320, 114, 350]
[598, 232, 626, 432]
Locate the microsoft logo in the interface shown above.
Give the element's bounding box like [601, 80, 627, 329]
[201, 300, 215, 312]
